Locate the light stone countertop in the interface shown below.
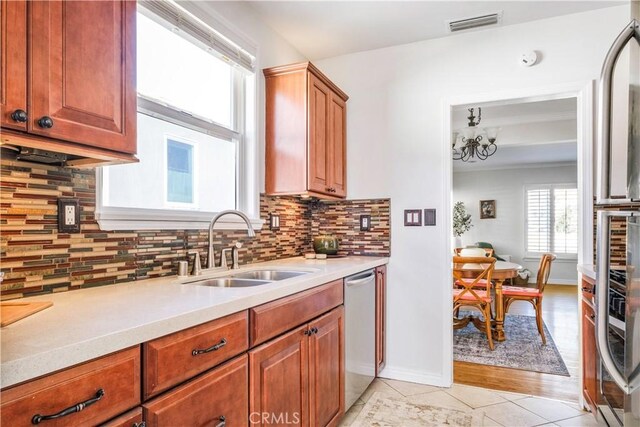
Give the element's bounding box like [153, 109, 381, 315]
[577, 264, 596, 280]
[1, 256, 388, 389]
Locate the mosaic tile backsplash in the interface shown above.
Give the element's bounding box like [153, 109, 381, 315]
[0, 159, 390, 299]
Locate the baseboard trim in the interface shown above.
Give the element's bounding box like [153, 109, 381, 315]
[378, 366, 451, 388]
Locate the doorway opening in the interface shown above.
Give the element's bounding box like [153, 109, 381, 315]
[445, 86, 593, 403]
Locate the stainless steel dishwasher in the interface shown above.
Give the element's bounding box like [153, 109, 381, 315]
[344, 269, 376, 410]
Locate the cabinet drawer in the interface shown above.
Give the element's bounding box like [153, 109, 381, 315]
[143, 354, 248, 427]
[100, 407, 143, 427]
[143, 311, 248, 399]
[1, 347, 140, 427]
[250, 279, 344, 346]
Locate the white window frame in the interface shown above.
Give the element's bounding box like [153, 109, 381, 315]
[524, 183, 578, 261]
[95, 1, 261, 231]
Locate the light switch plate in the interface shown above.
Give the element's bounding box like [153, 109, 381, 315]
[404, 209, 422, 226]
[57, 198, 80, 233]
[360, 215, 371, 231]
[269, 214, 280, 231]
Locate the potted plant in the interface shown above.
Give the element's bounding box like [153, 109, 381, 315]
[453, 201, 473, 248]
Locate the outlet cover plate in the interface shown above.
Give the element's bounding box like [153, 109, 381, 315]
[58, 198, 80, 233]
[360, 214, 371, 231]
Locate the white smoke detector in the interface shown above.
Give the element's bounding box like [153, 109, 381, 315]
[519, 51, 538, 67]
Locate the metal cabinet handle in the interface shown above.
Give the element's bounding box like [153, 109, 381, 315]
[192, 338, 227, 356]
[596, 19, 640, 204]
[11, 109, 27, 123]
[216, 416, 226, 427]
[31, 389, 104, 424]
[37, 116, 54, 129]
[132, 423, 146, 427]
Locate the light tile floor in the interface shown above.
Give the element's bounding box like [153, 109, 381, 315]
[340, 378, 599, 427]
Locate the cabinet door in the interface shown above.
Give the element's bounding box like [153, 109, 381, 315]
[328, 93, 346, 198]
[143, 355, 248, 427]
[308, 306, 345, 427]
[1, 0, 27, 131]
[308, 73, 331, 195]
[375, 266, 387, 375]
[250, 325, 309, 426]
[29, 0, 136, 154]
[582, 299, 599, 413]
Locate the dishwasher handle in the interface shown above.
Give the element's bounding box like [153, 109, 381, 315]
[346, 272, 376, 286]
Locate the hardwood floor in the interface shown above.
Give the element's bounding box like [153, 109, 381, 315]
[454, 285, 580, 402]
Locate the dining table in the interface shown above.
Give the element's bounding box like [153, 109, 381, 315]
[456, 260, 523, 341]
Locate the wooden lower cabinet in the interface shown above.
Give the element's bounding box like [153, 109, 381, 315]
[309, 306, 345, 427]
[582, 277, 599, 414]
[249, 325, 309, 426]
[100, 407, 144, 427]
[143, 355, 248, 427]
[249, 306, 345, 427]
[375, 265, 387, 375]
[1, 347, 140, 427]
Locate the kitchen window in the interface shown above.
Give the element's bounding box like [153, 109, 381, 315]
[97, 0, 258, 230]
[525, 185, 578, 258]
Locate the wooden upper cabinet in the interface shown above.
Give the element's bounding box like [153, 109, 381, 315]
[0, 0, 137, 166]
[0, 0, 28, 131]
[28, 0, 136, 154]
[265, 62, 348, 200]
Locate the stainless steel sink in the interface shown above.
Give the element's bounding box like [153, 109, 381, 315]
[185, 277, 271, 288]
[229, 270, 310, 281]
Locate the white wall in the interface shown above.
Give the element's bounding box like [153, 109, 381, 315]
[315, 6, 630, 386]
[453, 165, 578, 284]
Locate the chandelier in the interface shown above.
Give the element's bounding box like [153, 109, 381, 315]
[452, 108, 499, 162]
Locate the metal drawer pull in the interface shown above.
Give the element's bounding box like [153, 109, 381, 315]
[132, 423, 146, 427]
[192, 338, 227, 356]
[216, 415, 226, 427]
[31, 389, 104, 424]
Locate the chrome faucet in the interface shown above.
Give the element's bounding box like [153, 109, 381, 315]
[207, 210, 256, 269]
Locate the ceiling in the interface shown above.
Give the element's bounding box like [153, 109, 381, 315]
[452, 98, 577, 172]
[245, 1, 624, 60]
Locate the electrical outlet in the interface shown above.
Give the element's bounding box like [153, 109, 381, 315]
[58, 198, 80, 233]
[65, 205, 75, 225]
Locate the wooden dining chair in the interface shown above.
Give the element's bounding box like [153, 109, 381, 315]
[453, 256, 497, 350]
[502, 253, 556, 345]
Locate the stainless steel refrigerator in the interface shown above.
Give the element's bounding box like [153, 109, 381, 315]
[595, 8, 640, 427]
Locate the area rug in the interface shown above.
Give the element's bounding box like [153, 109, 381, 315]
[454, 312, 570, 376]
[351, 392, 483, 427]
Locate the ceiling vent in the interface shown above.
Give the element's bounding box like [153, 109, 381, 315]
[447, 12, 502, 33]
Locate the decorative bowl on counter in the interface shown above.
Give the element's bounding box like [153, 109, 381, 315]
[313, 235, 339, 255]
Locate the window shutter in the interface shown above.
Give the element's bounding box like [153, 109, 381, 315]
[139, 0, 255, 71]
[527, 188, 551, 253]
[553, 188, 578, 254]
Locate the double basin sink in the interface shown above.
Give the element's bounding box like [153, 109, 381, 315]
[184, 269, 311, 288]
